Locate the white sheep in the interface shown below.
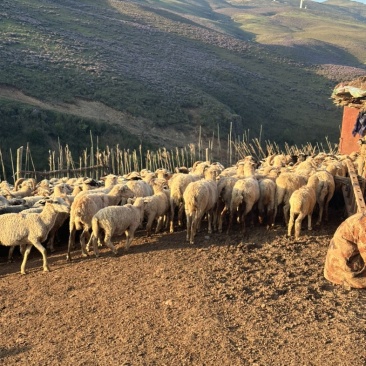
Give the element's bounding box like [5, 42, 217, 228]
[126, 179, 153, 198]
[0, 197, 70, 274]
[67, 184, 135, 261]
[288, 174, 320, 240]
[257, 178, 277, 228]
[86, 202, 144, 257]
[216, 175, 238, 233]
[168, 173, 201, 233]
[310, 170, 336, 226]
[183, 167, 218, 244]
[275, 172, 307, 225]
[133, 179, 170, 237]
[228, 175, 260, 235]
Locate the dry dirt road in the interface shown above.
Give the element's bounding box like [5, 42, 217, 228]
[1, 207, 366, 366]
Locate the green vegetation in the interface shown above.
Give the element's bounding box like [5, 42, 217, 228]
[0, 0, 365, 172]
[0, 99, 146, 175]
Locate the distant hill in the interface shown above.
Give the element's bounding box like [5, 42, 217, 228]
[0, 0, 365, 170]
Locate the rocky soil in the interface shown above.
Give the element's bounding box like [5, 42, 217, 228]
[1, 204, 366, 366]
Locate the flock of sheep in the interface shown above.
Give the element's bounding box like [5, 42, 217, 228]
[0, 150, 357, 275]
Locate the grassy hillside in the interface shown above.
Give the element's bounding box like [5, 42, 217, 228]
[0, 0, 365, 171]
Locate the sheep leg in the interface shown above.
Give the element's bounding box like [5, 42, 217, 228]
[207, 209, 214, 234]
[146, 214, 154, 237]
[316, 202, 324, 226]
[267, 208, 275, 229]
[287, 212, 295, 237]
[307, 213, 313, 231]
[190, 212, 200, 245]
[8, 246, 16, 262]
[169, 201, 175, 233]
[20, 244, 33, 275]
[125, 229, 135, 251]
[294, 213, 306, 240]
[283, 203, 290, 225]
[227, 209, 235, 235]
[186, 212, 192, 243]
[155, 216, 164, 234]
[33, 240, 50, 273]
[22, 241, 50, 275]
[67, 225, 77, 261]
[218, 205, 228, 233]
[80, 229, 90, 257]
[240, 211, 247, 236]
[177, 204, 185, 227]
[103, 234, 118, 256]
[87, 233, 100, 258]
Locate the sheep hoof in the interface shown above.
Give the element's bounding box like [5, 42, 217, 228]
[43, 266, 50, 272]
[81, 252, 89, 258]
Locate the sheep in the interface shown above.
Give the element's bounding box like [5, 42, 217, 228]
[228, 174, 260, 236]
[216, 175, 238, 233]
[183, 167, 218, 244]
[3, 180, 34, 200]
[294, 157, 318, 178]
[86, 202, 145, 257]
[257, 178, 277, 228]
[133, 179, 170, 237]
[236, 160, 257, 178]
[287, 174, 320, 240]
[67, 184, 135, 261]
[0, 204, 31, 215]
[71, 178, 100, 196]
[22, 195, 50, 208]
[51, 183, 73, 198]
[0, 197, 70, 274]
[125, 179, 153, 198]
[168, 173, 201, 233]
[99, 174, 118, 188]
[310, 170, 335, 226]
[274, 172, 307, 225]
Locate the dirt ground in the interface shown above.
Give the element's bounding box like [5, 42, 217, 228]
[1, 204, 366, 366]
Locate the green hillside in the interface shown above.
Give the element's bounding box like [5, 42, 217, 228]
[0, 0, 365, 171]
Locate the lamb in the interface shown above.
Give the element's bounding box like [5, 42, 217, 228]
[0, 197, 70, 274]
[274, 172, 307, 225]
[287, 174, 320, 240]
[133, 179, 170, 237]
[86, 202, 145, 257]
[183, 167, 218, 244]
[67, 184, 135, 261]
